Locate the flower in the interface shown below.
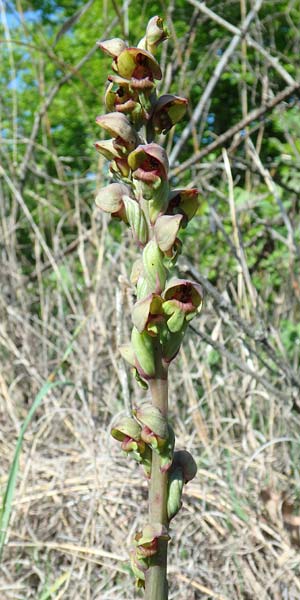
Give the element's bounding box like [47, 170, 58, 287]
[166, 188, 199, 226]
[95, 183, 130, 221]
[134, 523, 170, 558]
[132, 293, 163, 334]
[134, 403, 168, 446]
[116, 47, 162, 82]
[95, 112, 138, 154]
[152, 94, 188, 134]
[105, 81, 138, 114]
[128, 143, 168, 184]
[111, 416, 142, 452]
[162, 278, 203, 332]
[138, 16, 169, 54]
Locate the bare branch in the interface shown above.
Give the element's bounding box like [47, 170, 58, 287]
[170, 83, 300, 177]
[169, 0, 263, 166]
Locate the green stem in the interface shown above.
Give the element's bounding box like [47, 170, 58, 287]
[145, 376, 169, 600]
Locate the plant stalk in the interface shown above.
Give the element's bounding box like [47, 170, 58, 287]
[145, 376, 169, 600]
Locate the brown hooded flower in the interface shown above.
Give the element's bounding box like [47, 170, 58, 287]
[116, 47, 162, 85]
[128, 143, 168, 184]
[152, 94, 188, 134]
[162, 278, 203, 332]
[95, 183, 130, 222]
[95, 112, 138, 154]
[166, 188, 199, 226]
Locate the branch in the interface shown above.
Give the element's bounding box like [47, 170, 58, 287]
[170, 83, 300, 177]
[188, 0, 296, 87]
[18, 8, 128, 187]
[169, 0, 263, 166]
[182, 263, 300, 390]
[190, 324, 288, 400]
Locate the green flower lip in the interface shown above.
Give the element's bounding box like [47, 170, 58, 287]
[163, 278, 203, 309]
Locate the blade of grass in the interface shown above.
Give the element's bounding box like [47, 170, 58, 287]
[0, 318, 87, 559]
[38, 571, 70, 600]
[0, 379, 71, 558]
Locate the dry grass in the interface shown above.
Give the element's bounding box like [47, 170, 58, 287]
[1, 206, 300, 599]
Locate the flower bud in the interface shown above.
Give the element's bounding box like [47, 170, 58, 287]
[95, 183, 130, 221]
[172, 450, 197, 483]
[166, 188, 199, 226]
[162, 278, 203, 332]
[116, 47, 162, 82]
[97, 38, 127, 58]
[142, 241, 167, 294]
[152, 94, 188, 134]
[96, 112, 138, 153]
[154, 214, 183, 253]
[123, 195, 149, 245]
[167, 468, 184, 520]
[144, 16, 169, 54]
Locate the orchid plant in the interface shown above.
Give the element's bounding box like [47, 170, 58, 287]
[95, 16, 202, 599]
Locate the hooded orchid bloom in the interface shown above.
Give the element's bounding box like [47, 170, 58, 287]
[95, 183, 130, 222]
[132, 293, 163, 334]
[135, 523, 170, 559]
[166, 188, 199, 226]
[111, 416, 143, 452]
[128, 143, 168, 184]
[162, 278, 203, 332]
[152, 94, 188, 134]
[95, 112, 138, 154]
[116, 47, 162, 84]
